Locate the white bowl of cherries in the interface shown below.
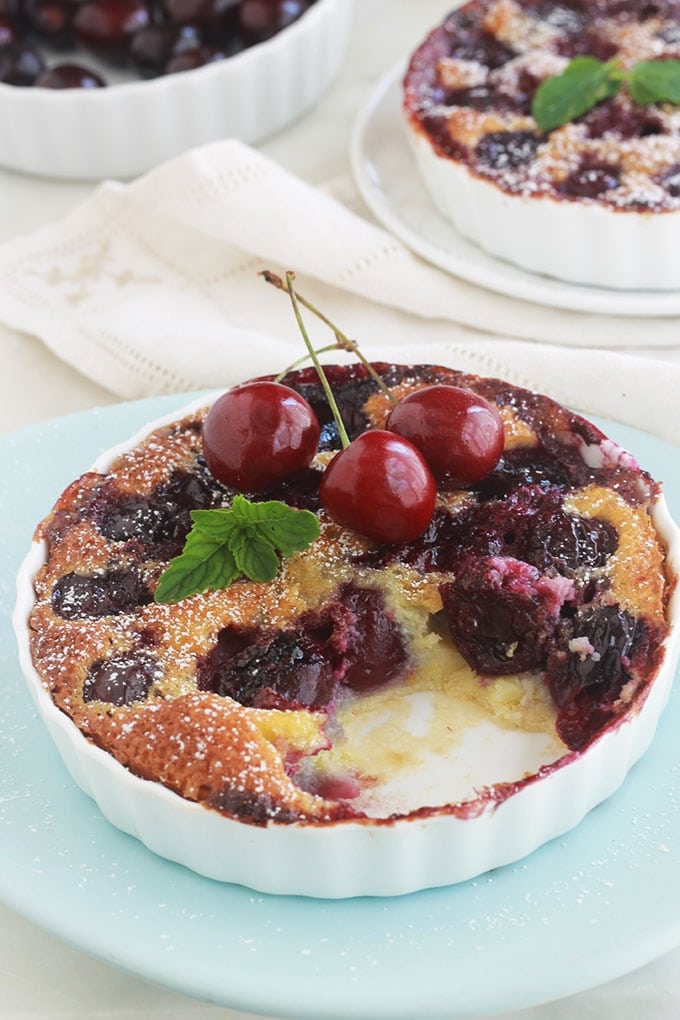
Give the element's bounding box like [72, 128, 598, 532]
[0, 0, 353, 179]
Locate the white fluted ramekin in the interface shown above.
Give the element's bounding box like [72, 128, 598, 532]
[0, 0, 353, 181]
[13, 396, 680, 898]
[406, 130, 680, 291]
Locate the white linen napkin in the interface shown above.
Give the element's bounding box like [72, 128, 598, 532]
[0, 138, 678, 442]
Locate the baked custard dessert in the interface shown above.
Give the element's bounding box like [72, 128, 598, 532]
[17, 361, 679, 896]
[403, 0, 680, 289]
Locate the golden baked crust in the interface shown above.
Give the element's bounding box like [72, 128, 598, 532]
[27, 364, 673, 824]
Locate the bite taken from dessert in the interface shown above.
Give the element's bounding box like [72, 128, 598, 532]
[403, 0, 680, 289]
[15, 274, 680, 896]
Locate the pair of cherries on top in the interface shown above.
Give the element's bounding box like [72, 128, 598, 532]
[202, 377, 505, 545]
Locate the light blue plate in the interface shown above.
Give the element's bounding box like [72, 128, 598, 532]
[1, 395, 679, 1020]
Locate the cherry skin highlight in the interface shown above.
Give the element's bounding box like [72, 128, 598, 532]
[319, 430, 437, 544]
[202, 381, 320, 493]
[386, 384, 504, 488]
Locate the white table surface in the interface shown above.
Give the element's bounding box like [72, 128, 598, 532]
[2, 1, 679, 1017]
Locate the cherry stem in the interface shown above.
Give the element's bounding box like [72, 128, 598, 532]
[284, 271, 351, 450]
[261, 270, 397, 406]
[274, 343, 339, 383]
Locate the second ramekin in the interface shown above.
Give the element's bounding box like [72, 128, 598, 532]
[0, 0, 353, 181]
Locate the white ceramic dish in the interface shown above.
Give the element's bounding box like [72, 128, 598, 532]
[351, 64, 680, 317]
[13, 393, 680, 899]
[407, 128, 680, 292]
[0, 0, 353, 181]
[401, 7, 680, 292]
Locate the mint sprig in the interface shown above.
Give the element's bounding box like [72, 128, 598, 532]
[629, 60, 680, 105]
[154, 495, 320, 603]
[532, 57, 680, 133]
[532, 57, 622, 133]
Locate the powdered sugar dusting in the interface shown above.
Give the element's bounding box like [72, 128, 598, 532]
[23, 366, 674, 846]
[405, 0, 680, 212]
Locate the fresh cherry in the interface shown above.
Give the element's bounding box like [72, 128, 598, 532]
[0, 15, 17, 45]
[0, 42, 45, 84]
[386, 384, 504, 489]
[319, 430, 437, 544]
[72, 0, 152, 62]
[202, 380, 320, 493]
[0, 0, 316, 87]
[24, 0, 74, 45]
[129, 23, 203, 77]
[36, 62, 106, 87]
[164, 42, 225, 72]
[238, 0, 309, 43]
[162, 0, 238, 28]
[0, 0, 19, 18]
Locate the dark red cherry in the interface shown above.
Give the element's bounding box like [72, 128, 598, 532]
[162, 0, 238, 28]
[475, 131, 540, 169]
[238, 0, 309, 44]
[559, 159, 620, 198]
[24, 0, 73, 44]
[202, 381, 320, 493]
[0, 42, 44, 84]
[0, 0, 19, 19]
[83, 651, 158, 706]
[129, 23, 202, 77]
[660, 166, 680, 202]
[0, 15, 17, 45]
[52, 568, 151, 618]
[319, 430, 436, 544]
[72, 0, 152, 61]
[164, 42, 225, 72]
[35, 62, 106, 86]
[386, 385, 504, 489]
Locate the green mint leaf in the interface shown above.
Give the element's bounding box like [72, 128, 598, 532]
[233, 498, 321, 557]
[154, 511, 239, 603]
[229, 529, 280, 583]
[629, 59, 680, 105]
[259, 512, 320, 558]
[229, 493, 259, 523]
[154, 497, 320, 602]
[532, 57, 624, 133]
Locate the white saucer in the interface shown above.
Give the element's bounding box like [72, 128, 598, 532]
[350, 64, 680, 318]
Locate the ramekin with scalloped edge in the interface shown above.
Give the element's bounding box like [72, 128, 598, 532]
[402, 2, 680, 291]
[405, 131, 680, 291]
[0, 0, 353, 181]
[12, 387, 680, 898]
